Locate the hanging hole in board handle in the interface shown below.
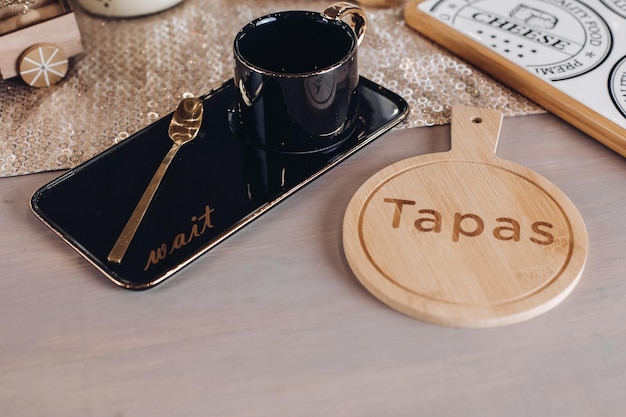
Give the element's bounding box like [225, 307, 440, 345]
[472, 117, 483, 124]
[322, 2, 367, 47]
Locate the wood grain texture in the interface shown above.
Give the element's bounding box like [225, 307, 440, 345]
[1, 114, 625, 416]
[0, 11, 82, 80]
[343, 106, 587, 327]
[0, 0, 63, 26]
[357, 0, 400, 7]
[404, 0, 626, 158]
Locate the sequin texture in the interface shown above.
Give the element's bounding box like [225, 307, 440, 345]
[0, 0, 543, 177]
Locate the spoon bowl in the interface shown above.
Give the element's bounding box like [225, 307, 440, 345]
[168, 98, 204, 145]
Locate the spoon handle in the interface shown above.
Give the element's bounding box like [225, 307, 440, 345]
[107, 143, 181, 264]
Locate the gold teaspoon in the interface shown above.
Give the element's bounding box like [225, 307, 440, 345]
[107, 97, 204, 264]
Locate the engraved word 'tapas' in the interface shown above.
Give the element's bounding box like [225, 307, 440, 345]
[144, 204, 215, 271]
[383, 198, 555, 245]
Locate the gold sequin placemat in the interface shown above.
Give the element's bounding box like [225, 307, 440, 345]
[0, 0, 543, 177]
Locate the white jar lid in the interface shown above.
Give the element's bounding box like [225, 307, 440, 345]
[76, 0, 185, 18]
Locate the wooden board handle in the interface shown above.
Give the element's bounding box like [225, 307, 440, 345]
[448, 105, 503, 162]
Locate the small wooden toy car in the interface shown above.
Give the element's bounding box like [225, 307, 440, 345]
[0, 0, 83, 87]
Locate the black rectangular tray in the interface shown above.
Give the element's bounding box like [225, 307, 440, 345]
[31, 77, 408, 289]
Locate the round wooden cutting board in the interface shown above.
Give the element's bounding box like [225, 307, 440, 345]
[343, 106, 588, 327]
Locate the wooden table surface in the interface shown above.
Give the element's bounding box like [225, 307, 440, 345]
[1, 113, 625, 417]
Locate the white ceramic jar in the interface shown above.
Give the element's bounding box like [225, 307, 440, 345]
[76, 0, 185, 18]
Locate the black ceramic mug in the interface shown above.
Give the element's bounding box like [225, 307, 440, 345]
[232, 2, 367, 154]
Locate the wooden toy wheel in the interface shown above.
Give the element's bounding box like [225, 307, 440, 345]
[18, 43, 69, 88]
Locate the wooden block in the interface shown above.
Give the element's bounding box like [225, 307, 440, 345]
[0, 11, 82, 80]
[343, 105, 588, 327]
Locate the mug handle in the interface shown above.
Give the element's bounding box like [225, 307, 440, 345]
[322, 2, 367, 47]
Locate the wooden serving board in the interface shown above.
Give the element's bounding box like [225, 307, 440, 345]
[342, 106, 588, 327]
[405, 0, 626, 157]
